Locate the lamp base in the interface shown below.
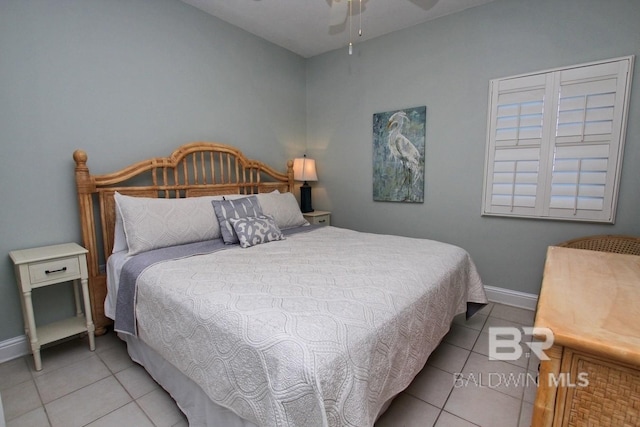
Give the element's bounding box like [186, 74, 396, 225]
[300, 182, 314, 213]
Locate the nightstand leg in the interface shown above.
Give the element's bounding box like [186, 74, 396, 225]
[19, 291, 30, 338]
[73, 279, 83, 317]
[80, 278, 95, 351]
[23, 290, 42, 371]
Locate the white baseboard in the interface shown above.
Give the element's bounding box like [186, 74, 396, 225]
[0, 335, 28, 364]
[484, 285, 538, 311]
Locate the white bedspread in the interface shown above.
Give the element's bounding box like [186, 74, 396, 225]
[133, 226, 486, 427]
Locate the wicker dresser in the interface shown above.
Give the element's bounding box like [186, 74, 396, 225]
[532, 246, 640, 427]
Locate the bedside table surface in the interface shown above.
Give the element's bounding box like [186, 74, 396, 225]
[303, 210, 331, 217]
[9, 243, 87, 265]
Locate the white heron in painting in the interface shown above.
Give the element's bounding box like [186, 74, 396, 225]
[386, 111, 421, 190]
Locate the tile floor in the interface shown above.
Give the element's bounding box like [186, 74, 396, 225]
[0, 302, 537, 427]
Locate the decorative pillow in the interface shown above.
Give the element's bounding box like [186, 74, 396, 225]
[210, 194, 249, 201]
[114, 192, 221, 255]
[211, 196, 263, 244]
[229, 215, 285, 248]
[256, 192, 309, 230]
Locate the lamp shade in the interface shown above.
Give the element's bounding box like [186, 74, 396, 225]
[293, 157, 318, 182]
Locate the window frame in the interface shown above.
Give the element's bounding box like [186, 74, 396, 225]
[481, 56, 634, 223]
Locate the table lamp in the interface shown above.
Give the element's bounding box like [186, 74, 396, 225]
[293, 155, 318, 213]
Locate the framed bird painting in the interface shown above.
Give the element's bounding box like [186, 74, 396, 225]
[372, 106, 426, 203]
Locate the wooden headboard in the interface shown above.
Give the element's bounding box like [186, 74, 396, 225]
[73, 142, 294, 334]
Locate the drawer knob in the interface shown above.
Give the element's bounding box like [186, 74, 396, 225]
[45, 267, 67, 275]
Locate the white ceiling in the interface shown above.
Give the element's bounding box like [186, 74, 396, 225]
[181, 0, 497, 58]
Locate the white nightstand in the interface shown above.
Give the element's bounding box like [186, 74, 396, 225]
[303, 210, 331, 226]
[9, 243, 95, 371]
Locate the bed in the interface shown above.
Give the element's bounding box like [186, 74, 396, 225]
[73, 142, 487, 427]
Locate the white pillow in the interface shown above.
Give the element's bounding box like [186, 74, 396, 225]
[256, 192, 309, 230]
[114, 192, 221, 256]
[112, 193, 252, 253]
[112, 207, 128, 253]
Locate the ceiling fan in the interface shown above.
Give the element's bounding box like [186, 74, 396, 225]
[327, 0, 439, 53]
[328, 0, 439, 27]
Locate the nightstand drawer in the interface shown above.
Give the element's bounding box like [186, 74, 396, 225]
[309, 214, 330, 225]
[303, 211, 331, 226]
[28, 256, 81, 285]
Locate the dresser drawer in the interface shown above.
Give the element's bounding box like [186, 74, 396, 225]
[28, 256, 81, 285]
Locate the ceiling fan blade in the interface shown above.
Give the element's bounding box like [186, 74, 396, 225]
[329, 0, 349, 27]
[407, 0, 439, 11]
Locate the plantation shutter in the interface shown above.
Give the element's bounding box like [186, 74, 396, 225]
[482, 56, 633, 223]
[483, 73, 552, 217]
[545, 61, 631, 221]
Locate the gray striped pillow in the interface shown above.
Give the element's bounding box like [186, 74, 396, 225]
[211, 196, 263, 244]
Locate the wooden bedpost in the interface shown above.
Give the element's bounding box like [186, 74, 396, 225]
[73, 150, 109, 335]
[73, 150, 98, 277]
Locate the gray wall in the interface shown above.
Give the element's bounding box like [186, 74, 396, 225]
[0, 0, 306, 341]
[306, 0, 640, 295]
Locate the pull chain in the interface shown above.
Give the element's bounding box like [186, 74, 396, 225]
[359, 0, 362, 37]
[347, 0, 362, 55]
[348, 0, 353, 55]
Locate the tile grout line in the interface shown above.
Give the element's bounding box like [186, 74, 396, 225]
[440, 304, 535, 426]
[90, 337, 159, 427]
